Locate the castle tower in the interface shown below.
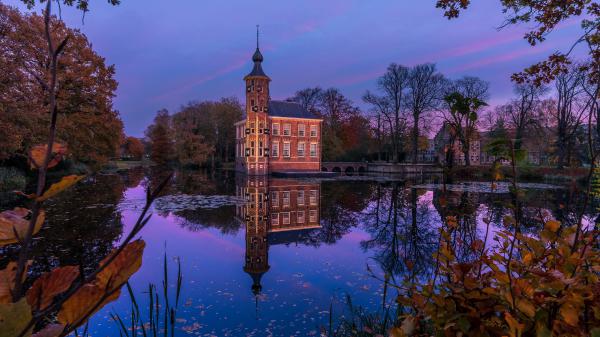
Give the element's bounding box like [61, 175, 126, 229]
[243, 26, 271, 175]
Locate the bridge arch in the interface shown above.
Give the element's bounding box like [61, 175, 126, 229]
[344, 166, 355, 175]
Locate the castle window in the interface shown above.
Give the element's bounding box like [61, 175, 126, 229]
[298, 124, 305, 137]
[271, 191, 279, 207]
[250, 141, 255, 156]
[309, 210, 317, 223]
[310, 143, 318, 157]
[283, 142, 290, 157]
[251, 99, 255, 107]
[297, 190, 305, 206]
[250, 122, 255, 134]
[297, 211, 305, 223]
[310, 125, 318, 137]
[297, 142, 305, 157]
[259, 141, 263, 156]
[282, 212, 290, 225]
[272, 142, 279, 157]
[272, 123, 280, 135]
[283, 123, 291, 136]
[282, 191, 290, 207]
[309, 190, 318, 205]
[271, 213, 279, 226]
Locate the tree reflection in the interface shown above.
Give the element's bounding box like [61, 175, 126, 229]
[1, 173, 126, 280]
[360, 183, 439, 281]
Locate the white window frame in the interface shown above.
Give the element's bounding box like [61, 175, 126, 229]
[283, 123, 291, 136]
[310, 143, 318, 157]
[298, 124, 305, 137]
[282, 191, 290, 207]
[309, 190, 317, 205]
[282, 212, 290, 225]
[271, 213, 279, 226]
[309, 210, 317, 223]
[297, 211, 305, 223]
[297, 142, 305, 157]
[271, 191, 279, 208]
[272, 141, 279, 158]
[283, 142, 291, 157]
[272, 123, 280, 136]
[297, 190, 305, 206]
[310, 125, 318, 137]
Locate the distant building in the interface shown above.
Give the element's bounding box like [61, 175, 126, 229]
[434, 123, 554, 166]
[235, 32, 323, 175]
[433, 122, 481, 166]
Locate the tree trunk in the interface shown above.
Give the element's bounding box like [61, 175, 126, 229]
[412, 117, 419, 164]
[463, 139, 471, 166]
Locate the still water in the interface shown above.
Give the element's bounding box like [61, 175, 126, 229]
[16, 168, 594, 336]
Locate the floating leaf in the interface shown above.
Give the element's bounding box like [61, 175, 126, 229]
[96, 240, 145, 291]
[57, 283, 121, 327]
[26, 266, 79, 311]
[36, 175, 84, 202]
[32, 324, 65, 337]
[29, 143, 67, 169]
[0, 208, 45, 246]
[0, 298, 32, 337]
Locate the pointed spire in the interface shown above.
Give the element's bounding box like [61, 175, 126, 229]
[256, 24, 260, 49]
[246, 24, 268, 79]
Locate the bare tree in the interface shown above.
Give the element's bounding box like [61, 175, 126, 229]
[406, 63, 446, 163]
[288, 87, 322, 115]
[499, 83, 548, 150]
[364, 64, 410, 162]
[552, 64, 587, 167]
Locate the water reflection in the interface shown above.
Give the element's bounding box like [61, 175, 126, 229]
[235, 176, 322, 296]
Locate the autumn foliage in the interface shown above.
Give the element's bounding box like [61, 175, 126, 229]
[0, 3, 123, 166]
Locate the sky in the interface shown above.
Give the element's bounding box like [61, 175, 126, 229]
[6, 0, 588, 137]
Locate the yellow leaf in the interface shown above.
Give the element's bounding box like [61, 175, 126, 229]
[26, 266, 79, 311]
[29, 143, 67, 170]
[559, 303, 579, 326]
[36, 175, 84, 202]
[504, 312, 524, 337]
[96, 240, 145, 291]
[516, 298, 536, 318]
[57, 283, 121, 327]
[544, 220, 560, 232]
[0, 298, 32, 337]
[0, 209, 45, 246]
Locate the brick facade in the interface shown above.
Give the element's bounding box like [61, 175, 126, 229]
[235, 40, 322, 175]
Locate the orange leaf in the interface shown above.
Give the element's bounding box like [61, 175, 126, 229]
[36, 175, 84, 202]
[504, 312, 524, 337]
[29, 143, 67, 169]
[0, 208, 45, 246]
[57, 283, 121, 327]
[26, 266, 79, 311]
[544, 220, 560, 232]
[0, 262, 17, 304]
[559, 303, 579, 326]
[96, 240, 145, 291]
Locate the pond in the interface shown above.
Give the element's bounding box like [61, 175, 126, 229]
[6, 168, 596, 336]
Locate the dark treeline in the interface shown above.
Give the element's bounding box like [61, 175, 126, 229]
[145, 97, 243, 168]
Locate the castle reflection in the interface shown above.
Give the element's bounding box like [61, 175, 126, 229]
[235, 177, 321, 296]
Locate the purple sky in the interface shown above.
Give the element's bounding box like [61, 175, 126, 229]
[7, 0, 587, 137]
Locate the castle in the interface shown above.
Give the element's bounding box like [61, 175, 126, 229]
[235, 31, 323, 175]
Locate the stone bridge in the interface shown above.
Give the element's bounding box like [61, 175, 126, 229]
[321, 162, 368, 175]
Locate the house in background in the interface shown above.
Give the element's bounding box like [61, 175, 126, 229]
[235, 34, 323, 175]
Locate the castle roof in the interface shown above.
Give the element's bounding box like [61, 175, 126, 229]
[268, 101, 320, 119]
